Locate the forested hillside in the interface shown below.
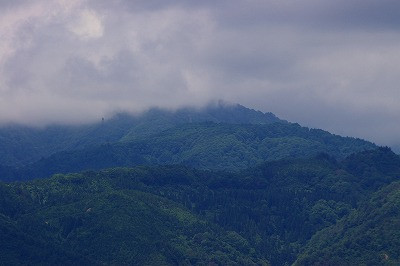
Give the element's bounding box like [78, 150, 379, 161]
[0, 103, 281, 167]
[295, 181, 400, 265]
[0, 103, 377, 182]
[2, 121, 375, 181]
[0, 104, 398, 265]
[2, 0, 399, 264]
[1, 148, 399, 265]
[0, 179, 266, 265]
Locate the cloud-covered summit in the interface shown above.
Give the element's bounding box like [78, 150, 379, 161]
[1, 0, 400, 146]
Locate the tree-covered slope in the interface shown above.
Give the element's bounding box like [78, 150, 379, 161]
[2, 148, 398, 265]
[0, 177, 267, 265]
[0, 102, 377, 183]
[10, 122, 376, 181]
[0, 103, 281, 167]
[295, 181, 400, 266]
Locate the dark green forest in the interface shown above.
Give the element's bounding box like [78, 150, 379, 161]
[0, 104, 398, 265]
[0, 103, 281, 167]
[0, 105, 374, 181]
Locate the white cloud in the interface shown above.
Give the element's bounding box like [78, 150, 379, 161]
[67, 9, 104, 39]
[1, 0, 400, 146]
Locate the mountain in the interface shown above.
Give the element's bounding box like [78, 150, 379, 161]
[0, 102, 281, 168]
[391, 144, 400, 154]
[0, 103, 396, 265]
[1, 110, 375, 181]
[0, 173, 267, 265]
[1, 148, 399, 265]
[2, 122, 376, 181]
[295, 180, 400, 265]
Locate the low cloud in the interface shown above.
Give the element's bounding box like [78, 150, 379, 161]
[0, 0, 400, 146]
[67, 9, 104, 39]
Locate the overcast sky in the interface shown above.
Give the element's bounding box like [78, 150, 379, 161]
[1, 0, 400, 146]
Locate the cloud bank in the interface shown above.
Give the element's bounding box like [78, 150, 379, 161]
[1, 0, 400, 146]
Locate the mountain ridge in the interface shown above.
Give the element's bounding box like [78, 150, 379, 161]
[1, 121, 376, 181]
[0, 103, 283, 168]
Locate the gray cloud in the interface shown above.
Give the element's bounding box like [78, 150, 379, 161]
[1, 0, 400, 146]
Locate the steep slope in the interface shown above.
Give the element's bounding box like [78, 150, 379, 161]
[343, 146, 400, 190]
[2, 148, 398, 265]
[295, 181, 400, 266]
[13, 122, 376, 180]
[0, 103, 281, 167]
[0, 213, 93, 265]
[391, 144, 400, 154]
[0, 177, 267, 265]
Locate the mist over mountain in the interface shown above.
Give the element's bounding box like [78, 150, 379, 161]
[2, 1, 400, 264]
[1, 0, 400, 147]
[391, 144, 400, 154]
[0, 101, 399, 265]
[0, 102, 281, 167]
[0, 103, 376, 181]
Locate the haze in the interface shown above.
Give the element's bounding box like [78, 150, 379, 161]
[1, 0, 400, 147]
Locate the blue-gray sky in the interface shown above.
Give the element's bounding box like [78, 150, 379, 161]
[1, 0, 400, 146]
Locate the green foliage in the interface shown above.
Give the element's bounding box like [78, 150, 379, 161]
[0, 171, 268, 265]
[8, 122, 376, 181]
[0, 104, 281, 167]
[295, 181, 400, 266]
[1, 148, 398, 265]
[0, 103, 376, 182]
[0, 104, 397, 266]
